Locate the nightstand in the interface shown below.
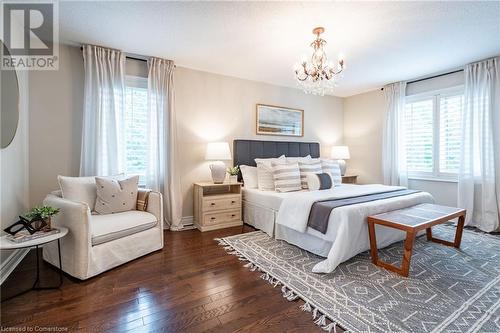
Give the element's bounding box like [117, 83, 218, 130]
[341, 175, 358, 184]
[193, 182, 243, 232]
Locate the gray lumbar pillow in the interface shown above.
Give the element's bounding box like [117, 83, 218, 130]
[306, 172, 334, 191]
[94, 176, 139, 214]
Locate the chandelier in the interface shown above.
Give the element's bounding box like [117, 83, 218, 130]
[294, 27, 344, 96]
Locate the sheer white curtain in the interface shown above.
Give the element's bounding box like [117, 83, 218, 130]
[382, 82, 408, 187]
[146, 58, 183, 230]
[80, 45, 125, 176]
[458, 57, 500, 232]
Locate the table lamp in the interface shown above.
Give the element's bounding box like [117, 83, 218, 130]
[331, 146, 350, 176]
[205, 142, 232, 183]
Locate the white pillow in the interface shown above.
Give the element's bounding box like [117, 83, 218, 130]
[255, 155, 286, 191]
[240, 165, 258, 189]
[94, 176, 139, 214]
[298, 160, 323, 189]
[272, 162, 302, 192]
[306, 173, 334, 191]
[58, 175, 99, 208]
[286, 155, 312, 163]
[321, 159, 342, 185]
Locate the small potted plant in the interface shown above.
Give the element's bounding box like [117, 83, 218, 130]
[25, 206, 60, 231]
[227, 166, 240, 183]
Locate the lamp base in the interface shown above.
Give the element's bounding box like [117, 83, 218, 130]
[209, 163, 226, 184]
[337, 159, 347, 176]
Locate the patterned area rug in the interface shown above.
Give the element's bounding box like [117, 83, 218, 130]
[216, 226, 500, 333]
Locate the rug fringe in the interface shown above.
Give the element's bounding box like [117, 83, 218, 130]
[215, 236, 346, 333]
[300, 302, 312, 312]
[322, 321, 337, 333]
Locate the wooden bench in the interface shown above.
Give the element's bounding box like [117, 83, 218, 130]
[367, 203, 466, 277]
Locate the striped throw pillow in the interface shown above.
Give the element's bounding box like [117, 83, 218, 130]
[271, 162, 302, 192]
[321, 159, 342, 185]
[298, 161, 323, 189]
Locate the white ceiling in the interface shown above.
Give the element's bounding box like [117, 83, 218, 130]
[59, 1, 500, 97]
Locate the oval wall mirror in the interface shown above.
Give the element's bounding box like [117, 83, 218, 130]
[1, 40, 20, 149]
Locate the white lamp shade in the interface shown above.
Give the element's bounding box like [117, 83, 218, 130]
[331, 146, 350, 160]
[205, 142, 232, 160]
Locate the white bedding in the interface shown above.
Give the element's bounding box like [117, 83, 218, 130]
[243, 184, 434, 273]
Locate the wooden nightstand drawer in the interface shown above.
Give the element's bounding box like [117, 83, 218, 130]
[203, 209, 240, 226]
[203, 195, 241, 212]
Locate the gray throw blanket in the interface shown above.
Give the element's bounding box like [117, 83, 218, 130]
[307, 189, 421, 234]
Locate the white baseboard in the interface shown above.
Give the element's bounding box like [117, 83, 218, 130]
[163, 216, 196, 231]
[0, 248, 30, 285]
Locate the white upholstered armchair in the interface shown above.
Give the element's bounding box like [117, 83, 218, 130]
[43, 189, 164, 280]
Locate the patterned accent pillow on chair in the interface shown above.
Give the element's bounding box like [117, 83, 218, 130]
[95, 176, 139, 214]
[271, 162, 302, 192]
[298, 160, 323, 189]
[136, 188, 151, 211]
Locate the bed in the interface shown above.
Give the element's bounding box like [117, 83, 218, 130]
[234, 139, 435, 273]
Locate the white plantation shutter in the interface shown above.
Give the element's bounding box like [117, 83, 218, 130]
[439, 94, 463, 174]
[403, 87, 464, 179]
[404, 99, 434, 173]
[125, 76, 149, 185]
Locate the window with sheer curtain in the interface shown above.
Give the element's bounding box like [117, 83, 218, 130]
[124, 76, 148, 185]
[403, 88, 463, 180]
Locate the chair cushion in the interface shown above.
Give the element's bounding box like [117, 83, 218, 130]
[91, 210, 158, 246]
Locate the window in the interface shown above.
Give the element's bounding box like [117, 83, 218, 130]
[124, 76, 148, 185]
[403, 87, 463, 180]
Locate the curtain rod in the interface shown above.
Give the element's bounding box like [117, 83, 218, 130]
[79, 46, 148, 62]
[380, 69, 464, 91]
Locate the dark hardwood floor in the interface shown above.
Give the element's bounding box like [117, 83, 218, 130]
[0, 226, 325, 332]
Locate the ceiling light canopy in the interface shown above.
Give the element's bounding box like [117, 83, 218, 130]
[294, 27, 345, 96]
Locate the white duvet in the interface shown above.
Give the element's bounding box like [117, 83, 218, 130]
[275, 184, 434, 273]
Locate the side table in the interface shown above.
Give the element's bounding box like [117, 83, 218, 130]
[0, 227, 68, 301]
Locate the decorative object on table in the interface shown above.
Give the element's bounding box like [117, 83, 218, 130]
[256, 104, 303, 137]
[205, 142, 232, 184]
[3, 206, 60, 238]
[193, 182, 242, 232]
[217, 225, 498, 333]
[24, 205, 60, 230]
[226, 166, 240, 183]
[6, 228, 61, 243]
[294, 27, 345, 96]
[330, 145, 350, 176]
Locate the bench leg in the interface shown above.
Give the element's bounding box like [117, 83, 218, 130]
[367, 222, 415, 277]
[426, 213, 466, 249]
[401, 231, 416, 277]
[453, 215, 465, 248]
[367, 220, 378, 264]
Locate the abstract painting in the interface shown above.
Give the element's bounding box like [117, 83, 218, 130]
[256, 104, 303, 137]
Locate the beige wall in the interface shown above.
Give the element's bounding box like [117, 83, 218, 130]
[27, 45, 344, 219]
[343, 89, 385, 184]
[28, 45, 84, 206]
[175, 67, 343, 218]
[343, 88, 458, 207]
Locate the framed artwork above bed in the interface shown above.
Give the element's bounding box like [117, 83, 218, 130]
[256, 104, 304, 137]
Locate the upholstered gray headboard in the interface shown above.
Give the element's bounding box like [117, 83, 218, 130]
[233, 139, 320, 181]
